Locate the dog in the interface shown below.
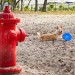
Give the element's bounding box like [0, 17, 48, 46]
[37, 25, 63, 41]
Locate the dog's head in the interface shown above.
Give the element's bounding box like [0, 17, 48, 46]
[55, 25, 63, 35]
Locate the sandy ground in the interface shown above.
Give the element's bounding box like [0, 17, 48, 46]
[7, 14, 75, 75]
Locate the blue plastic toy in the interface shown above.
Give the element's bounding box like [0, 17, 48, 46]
[62, 32, 72, 41]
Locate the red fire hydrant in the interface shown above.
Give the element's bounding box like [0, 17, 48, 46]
[0, 6, 27, 74]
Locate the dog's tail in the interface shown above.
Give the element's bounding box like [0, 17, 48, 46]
[37, 32, 41, 39]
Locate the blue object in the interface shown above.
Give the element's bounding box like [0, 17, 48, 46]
[62, 32, 72, 41]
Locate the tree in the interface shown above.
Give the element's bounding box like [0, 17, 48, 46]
[21, 0, 23, 11]
[27, 0, 31, 7]
[12, 0, 16, 10]
[12, 0, 21, 11]
[42, 0, 47, 12]
[0, 0, 21, 11]
[0, 0, 5, 10]
[15, 0, 20, 6]
[35, 0, 38, 11]
[54, 2, 56, 11]
[1, 0, 3, 10]
[8, 0, 10, 5]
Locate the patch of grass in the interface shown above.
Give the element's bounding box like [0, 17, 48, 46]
[13, 10, 75, 15]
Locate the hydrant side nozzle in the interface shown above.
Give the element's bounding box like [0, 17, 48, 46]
[17, 28, 27, 42]
[25, 33, 28, 37]
[19, 28, 25, 42]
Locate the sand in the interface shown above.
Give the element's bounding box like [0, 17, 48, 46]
[9, 14, 75, 75]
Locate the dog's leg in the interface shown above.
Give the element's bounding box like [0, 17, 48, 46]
[62, 41, 66, 50]
[52, 40, 57, 50]
[52, 40, 55, 45]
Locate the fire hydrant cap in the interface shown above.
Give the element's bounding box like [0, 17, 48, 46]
[3, 6, 11, 13]
[0, 6, 14, 19]
[0, 6, 20, 24]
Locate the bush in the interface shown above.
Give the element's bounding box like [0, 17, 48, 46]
[69, 7, 73, 11]
[59, 4, 64, 10]
[39, 7, 42, 11]
[54, 8, 58, 11]
[47, 6, 51, 11]
[72, 6, 75, 10]
[16, 4, 20, 10]
[64, 7, 69, 10]
[31, 5, 34, 11]
[24, 6, 30, 11]
[50, 4, 54, 9]
[47, 4, 54, 11]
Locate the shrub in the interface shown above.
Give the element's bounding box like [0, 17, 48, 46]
[64, 7, 68, 10]
[72, 6, 75, 10]
[47, 6, 51, 11]
[47, 4, 54, 11]
[59, 4, 64, 10]
[16, 4, 20, 10]
[50, 4, 54, 9]
[24, 6, 30, 11]
[31, 5, 34, 11]
[69, 7, 73, 11]
[39, 7, 42, 11]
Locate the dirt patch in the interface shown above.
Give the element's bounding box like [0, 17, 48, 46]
[8, 14, 75, 75]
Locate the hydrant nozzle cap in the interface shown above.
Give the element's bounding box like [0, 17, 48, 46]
[3, 6, 11, 13]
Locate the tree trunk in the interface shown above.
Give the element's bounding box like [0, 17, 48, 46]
[55, 2, 56, 11]
[1, 0, 5, 10]
[21, 0, 23, 11]
[15, 0, 20, 6]
[1, 0, 3, 10]
[12, 0, 20, 11]
[8, 0, 10, 6]
[35, 0, 38, 11]
[68, 3, 69, 10]
[27, 0, 31, 7]
[42, 0, 47, 12]
[13, 0, 16, 11]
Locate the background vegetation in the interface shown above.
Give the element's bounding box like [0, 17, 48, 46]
[0, 0, 75, 14]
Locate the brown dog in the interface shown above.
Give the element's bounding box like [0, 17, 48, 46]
[37, 25, 63, 41]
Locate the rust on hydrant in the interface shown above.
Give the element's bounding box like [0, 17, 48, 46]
[0, 6, 27, 74]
